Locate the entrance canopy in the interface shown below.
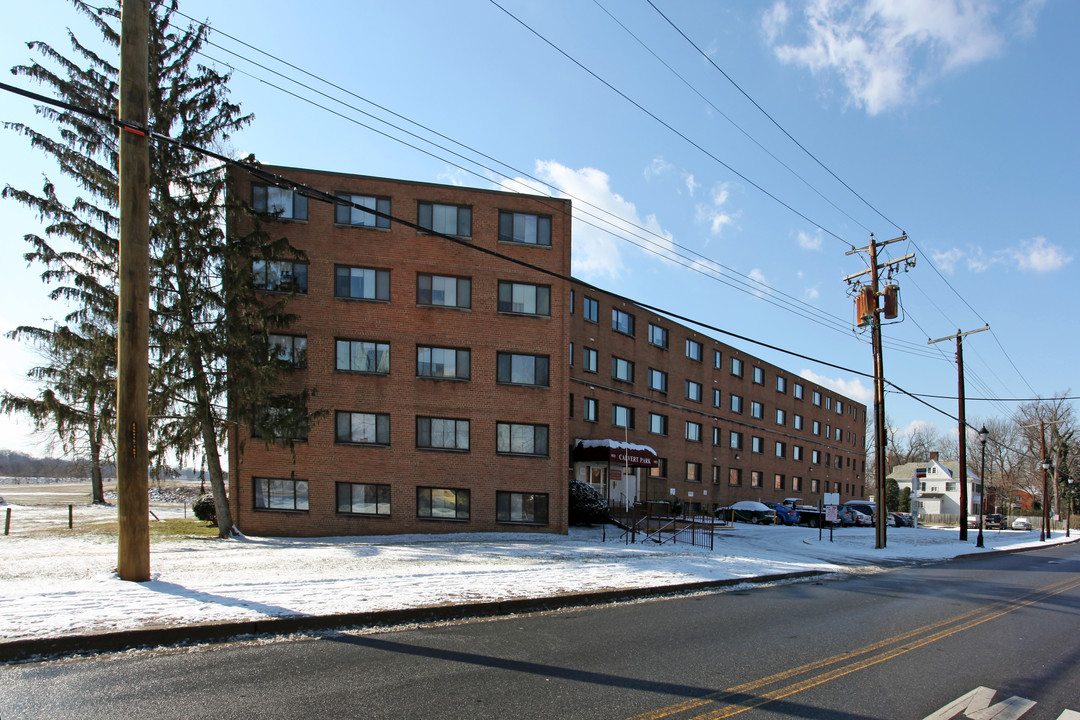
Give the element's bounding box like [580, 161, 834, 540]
[572, 439, 659, 467]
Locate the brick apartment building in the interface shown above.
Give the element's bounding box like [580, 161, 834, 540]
[228, 165, 867, 537]
[228, 165, 572, 537]
[568, 285, 868, 516]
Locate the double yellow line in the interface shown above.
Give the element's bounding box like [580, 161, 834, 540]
[627, 574, 1080, 720]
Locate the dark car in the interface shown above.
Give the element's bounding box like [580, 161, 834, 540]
[890, 512, 913, 527]
[764, 502, 801, 526]
[715, 501, 776, 525]
[984, 513, 1006, 530]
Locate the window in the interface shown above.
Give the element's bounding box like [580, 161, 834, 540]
[826, 397, 833, 410]
[611, 356, 635, 383]
[335, 266, 390, 301]
[612, 404, 634, 429]
[583, 347, 598, 373]
[650, 458, 668, 478]
[335, 193, 390, 228]
[686, 380, 702, 402]
[793, 446, 803, 461]
[569, 342, 574, 366]
[835, 454, 843, 469]
[775, 441, 786, 458]
[686, 339, 703, 361]
[812, 449, 821, 465]
[730, 357, 743, 377]
[251, 402, 308, 441]
[498, 211, 551, 246]
[418, 202, 471, 237]
[496, 422, 548, 456]
[417, 346, 470, 380]
[793, 414, 803, 431]
[712, 465, 723, 484]
[685, 421, 702, 442]
[252, 260, 307, 294]
[774, 474, 785, 490]
[686, 462, 701, 483]
[750, 401, 763, 419]
[649, 413, 668, 435]
[729, 431, 743, 450]
[836, 401, 844, 415]
[751, 471, 763, 488]
[648, 368, 667, 393]
[583, 397, 598, 422]
[417, 487, 470, 520]
[793, 476, 803, 492]
[336, 340, 390, 374]
[570, 290, 574, 314]
[825, 424, 831, 438]
[813, 391, 822, 406]
[583, 296, 598, 322]
[813, 420, 821, 436]
[252, 185, 307, 220]
[497, 491, 549, 524]
[729, 468, 742, 486]
[335, 411, 390, 445]
[794, 383, 804, 400]
[268, 334, 307, 368]
[648, 324, 669, 348]
[254, 477, 308, 511]
[416, 417, 469, 451]
[612, 308, 635, 336]
[730, 394, 743, 414]
[752, 367, 764, 385]
[498, 281, 550, 316]
[336, 482, 390, 516]
[713, 349, 723, 369]
[752, 436, 764, 454]
[712, 389, 722, 407]
[776, 376, 787, 393]
[418, 274, 471, 309]
[775, 408, 786, 426]
[811, 478, 820, 493]
[497, 353, 549, 387]
[712, 427, 722, 446]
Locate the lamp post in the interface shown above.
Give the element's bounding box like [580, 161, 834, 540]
[1067, 476, 1073, 538]
[976, 426, 988, 548]
[1040, 457, 1051, 542]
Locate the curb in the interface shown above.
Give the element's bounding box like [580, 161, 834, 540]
[0, 569, 826, 664]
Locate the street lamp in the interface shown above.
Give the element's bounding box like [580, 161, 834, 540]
[1040, 457, 1051, 542]
[976, 426, 988, 548]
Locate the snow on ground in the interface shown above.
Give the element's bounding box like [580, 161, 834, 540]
[0, 498, 1072, 642]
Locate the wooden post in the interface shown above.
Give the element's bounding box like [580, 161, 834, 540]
[117, 0, 151, 582]
[68, 504, 73, 529]
[4, 507, 10, 535]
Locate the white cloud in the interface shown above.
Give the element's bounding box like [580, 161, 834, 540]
[501, 161, 677, 282]
[800, 369, 873, 405]
[932, 247, 964, 274]
[805, 286, 821, 301]
[684, 173, 699, 197]
[1006, 236, 1071, 272]
[644, 156, 673, 179]
[748, 268, 770, 298]
[797, 229, 823, 251]
[763, 0, 1036, 114]
[696, 182, 737, 236]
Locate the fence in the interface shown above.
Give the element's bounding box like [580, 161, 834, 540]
[607, 505, 720, 550]
[917, 513, 1072, 530]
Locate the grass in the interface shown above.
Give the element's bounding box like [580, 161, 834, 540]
[24, 517, 221, 540]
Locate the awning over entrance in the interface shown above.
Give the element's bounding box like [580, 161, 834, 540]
[572, 439, 659, 467]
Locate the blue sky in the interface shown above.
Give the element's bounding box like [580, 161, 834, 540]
[0, 0, 1075, 458]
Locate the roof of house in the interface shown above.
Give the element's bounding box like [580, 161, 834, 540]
[887, 458, 980, 483]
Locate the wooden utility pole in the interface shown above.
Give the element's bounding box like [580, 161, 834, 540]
[845, 234, 913, 549]
[117, 0, 150, 581]
[928, 326, 989, 542]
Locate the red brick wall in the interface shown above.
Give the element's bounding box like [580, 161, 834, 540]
[229, 166, 571, 537]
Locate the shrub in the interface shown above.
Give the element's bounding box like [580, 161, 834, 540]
[192, 494, 217, 526]
[568, 480, 610, 526]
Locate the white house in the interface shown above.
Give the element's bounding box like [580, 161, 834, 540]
[888, 452, 982, 516]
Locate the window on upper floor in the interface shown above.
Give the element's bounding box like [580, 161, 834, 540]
[417, 346, 470, 381]
[583, 347, 598, 373]
[686, 339, 703, 362]
[685, 421, 702, 442]
[418, 274, 471, 309]
[497, 353, 550, 387]
[686, 380, 702, 402]
[612, 308, 635, 336]
[750, 401, 763, 419]
[417, 416, 470, 451]
[648, 368, 667, 393]
[496, 422, 548, 456]
[418, 202, 471, 237]
[730, 357, 743, 377]
[775, 408, 786, 426]
[713, 349, 723, 369]
[498, 281, 550, 316]
[336, 339, 390, 374]
[648, 323, 668, 349]
[583, 397, 598, 422]
[686, 462, 701, 483]
[498, 211, 551, 246]
[252, 185, 307, 220]
[253, 260, 307, 294]
[335, 193, 390, 228]
[730, 431, 743, 450]
[612, 404, 634, 429]
[335, 411, 390, 446]
[335, 266, 390, 301]
[794, 383, 804, 400]
[752, 367, 764, 385]
[611, 356, 634, 383]
[776, 376, 787, 393]
[752, 436, 764, 454]
[649, 412, 668, 435]
[713, 388, 722, 407]
[268, 334, 307, 369]
[793, 414, 803, 431]
[583, 296, 598, 322]
[730, 394, 743, 414]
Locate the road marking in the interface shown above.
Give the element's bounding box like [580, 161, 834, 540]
[922, 687, 1036, 720]
[625, 575, 1080, 720]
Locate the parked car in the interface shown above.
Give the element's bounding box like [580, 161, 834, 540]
[1012, 517, 1033, 531]
[764, 502, 801, 526]
[985, 513, 1006, 530]
[889, 512, 913, 527]
[838, 506, 873, 527]
[842, 501, 877, 526]
[716, 501, 776, 525]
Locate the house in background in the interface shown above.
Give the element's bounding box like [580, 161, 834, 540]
[888, 451, 982, 517]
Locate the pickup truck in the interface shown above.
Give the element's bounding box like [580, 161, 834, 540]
[782, 498, 829, 527]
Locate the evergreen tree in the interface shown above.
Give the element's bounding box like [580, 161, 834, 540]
[3, 0, 310, 536]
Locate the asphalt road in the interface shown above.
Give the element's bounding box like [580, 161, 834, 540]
[3, 543, 1079, 720]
